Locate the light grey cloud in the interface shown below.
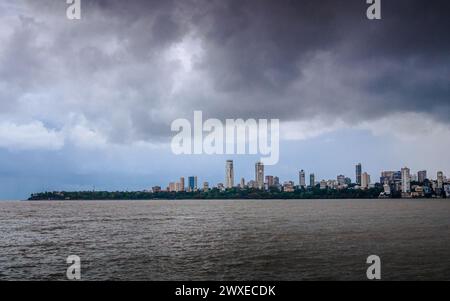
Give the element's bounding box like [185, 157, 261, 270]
[0, 0, 449, 148]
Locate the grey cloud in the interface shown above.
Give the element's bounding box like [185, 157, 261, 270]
[0, 0, 449, 145]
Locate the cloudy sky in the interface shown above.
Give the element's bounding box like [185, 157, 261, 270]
[0, 0, 449, 199]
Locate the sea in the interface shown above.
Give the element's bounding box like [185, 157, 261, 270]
[0, 199, 449, 280]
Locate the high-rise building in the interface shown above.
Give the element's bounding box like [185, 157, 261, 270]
[310, 173, 315, 187]
[337, 175, 346, 186]
[299, 170, 306, 188]
[401, 167, 411, 194]
[345, 177, 352, 185]
[273, 176, 280, 186]
[169, 182, 176, 192]
[437, 171, 444, 189]
[265, 175, 274, 187]
[418, 170, 427, 183]
[225, 160, 234, 189]
[361, 172, 370, 189]
[383, 183, 391, 195]
[179, 177, 185, 192]
[255, 162, 264, 189]
[240, 177, 245, 189]
[380, 171, 395, 184]
[188, 176, 197, 192]
[356, 163, 362, 185]
[247, 180, 256, 189]
[203, 182, 209, 191]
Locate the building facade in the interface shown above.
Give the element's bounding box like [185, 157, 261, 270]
[418, 170, 427, 183]
[299, 170, 306, 188]
[356, 163, 362, 185]
[225, 160, 234, 189]
[255, 162, 264, 189]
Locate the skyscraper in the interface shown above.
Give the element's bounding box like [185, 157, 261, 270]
[299, 170, 306, 188]
[418, 170, 427, 183]
[437, 171, 444, 189]
[310, 173, 315, 187]
[240, 177, 245, 189]
[225, 160, 234, 189]
[203, 182, 209, 191]
[401, 167, 411, 194]
[356, 163, 362, 185]
[255, 162, 264, 190]
[265, 175, 274, 187]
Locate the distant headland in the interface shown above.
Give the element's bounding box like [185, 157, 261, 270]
[30, 187, 393, 201]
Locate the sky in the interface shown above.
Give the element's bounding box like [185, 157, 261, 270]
[0, 0, 449, 199]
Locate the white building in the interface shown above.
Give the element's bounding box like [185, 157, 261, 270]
[401, 167, 411, 195]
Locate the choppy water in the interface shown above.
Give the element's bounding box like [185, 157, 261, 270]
[0, 199, 449, 280]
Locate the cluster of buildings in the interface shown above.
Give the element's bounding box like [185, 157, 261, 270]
[151, 161, 449, 198]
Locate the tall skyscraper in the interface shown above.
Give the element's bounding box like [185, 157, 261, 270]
[240, 177, 245, 189]
[418, 170, 427, 183]
[361, 172, 370, 189]
[310, 173, 315, 187]
[337, 175, 346, 186]
[401, 167, 411, 194]
[225, 160, 234, 189]
[299, 170, 306, 188]
[265, 175, 274, 187]
[356, 163, 362, 185]
[255, 162, 264, 189]
[437, 171, 444, 189]
[188, 176, 197, 192]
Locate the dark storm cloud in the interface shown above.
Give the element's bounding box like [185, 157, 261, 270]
[189, 0, 450, 122]
[0, 0, 449, 145]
